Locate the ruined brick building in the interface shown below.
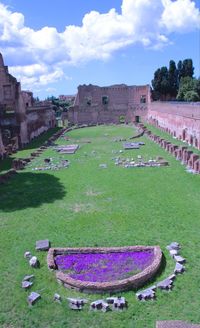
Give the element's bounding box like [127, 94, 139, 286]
[67, 83, 200, 150]
[68, 84, 151, 125]
[0, 53, 56, 158]
[1, 50, 200, 159]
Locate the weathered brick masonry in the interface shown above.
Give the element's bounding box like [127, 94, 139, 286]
[68, 84, 151, 125]
[148, 102, 200, 150]
[0, 53, 56, 158]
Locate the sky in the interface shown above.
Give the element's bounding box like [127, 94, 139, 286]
[0, 0, 199, 99]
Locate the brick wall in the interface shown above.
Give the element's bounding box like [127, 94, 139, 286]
[69, 84, 150, 125]
[148, 102, 200, 149]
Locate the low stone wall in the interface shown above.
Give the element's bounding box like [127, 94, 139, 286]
[47, 246, 162, 293]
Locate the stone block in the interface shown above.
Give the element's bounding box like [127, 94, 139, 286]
[22, 281, 33, 289]
[23, 274, 34, 281]
[27, 292, 41, 305]
[157, 278, 173, 290]
[169, 249, 179, 257]
[54, 293, 61, 302]
[174, 262, 185, 274]
[111, 297, 127, 310]
[174, 255, 186, 264]
[24, 251, 32, 259]
[166, 242, 180, 251]
[136, 287, 156, 301]
[29, 256, 40, 268]
[35, 239, 50, 251]
[90, 300, 110, 312]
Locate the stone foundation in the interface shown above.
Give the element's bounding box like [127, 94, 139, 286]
[47, 246, 162, 293]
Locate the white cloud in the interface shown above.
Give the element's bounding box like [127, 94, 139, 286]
[0, 0, 199, 92]
[9, 63, 64, 90]
[161, 0, 200, 32]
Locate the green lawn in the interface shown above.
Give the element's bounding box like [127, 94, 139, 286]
[0, 124, 200, 328]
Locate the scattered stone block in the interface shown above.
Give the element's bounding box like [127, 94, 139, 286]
[174, 255, 186, 264]
[35, 239, 50, 251]
[157, 278, 173, 290]
[67, 298, 87, 310]
[169, 249, 179, 257]
[22, 281, 33, 289]
[106, 296, 127, 310]
[99, 164, 107, 169]
[24, 251, 32, 259]
[27, 292, 41, 305]
[69, 303, 83, 310]
[174, 262, 185, 274]
[166, 242, 180, 251]
[67, 298, 87, 306]
[23, 274, 34, 281]
[156, 320, 200, 328]
[123, 142, 140, 149]
[168, 274, 176, 281]
[29, 256, 40, 268]
[90, 300, 110, 312]
[54, 293, 61, 302]
[136, 287, 156, 301]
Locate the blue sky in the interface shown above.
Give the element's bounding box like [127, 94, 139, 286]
[0, 0, 199, 99]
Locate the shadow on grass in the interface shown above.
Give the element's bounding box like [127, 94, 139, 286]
[0, 157, 13, 173]
[0, 171, 66, 212]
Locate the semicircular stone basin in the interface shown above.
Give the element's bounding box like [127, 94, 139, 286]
[47, 246, 162, 293]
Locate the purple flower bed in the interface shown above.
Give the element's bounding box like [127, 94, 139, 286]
[55, 250, 154, 282]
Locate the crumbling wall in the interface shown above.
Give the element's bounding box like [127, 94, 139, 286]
[68, 84, 150, 125]
[27, 107, 56, 140]
[148, 102, 200, 149]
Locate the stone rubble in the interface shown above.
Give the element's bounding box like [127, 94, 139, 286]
[90, 300, 110, 312]
[27, 292, 41, 306]
[29, 256, 40, 268]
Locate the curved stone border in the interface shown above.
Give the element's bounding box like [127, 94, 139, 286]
[47, 246, 162, 293]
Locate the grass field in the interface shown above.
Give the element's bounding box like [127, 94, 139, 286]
[0, 124, 200, 328]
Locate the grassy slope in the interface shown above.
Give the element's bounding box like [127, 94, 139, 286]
[0, 125, 200, 328]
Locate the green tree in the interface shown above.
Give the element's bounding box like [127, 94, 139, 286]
[168, 60, 178, 97]
[177, 76, 200, 102]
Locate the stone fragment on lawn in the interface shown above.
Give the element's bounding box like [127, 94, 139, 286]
[67, 298, 87, 308]
[35, 239, 50, 251]
[90, 300, 110, 312]
[106, 296, 127, 310]
[24, 251, 32, 259]
[23, 274, 34, 281]
[168, 274, 176, 281]
[174, 255, 186, 264]
[67, 298, 87, 310]
[27, 292, 41, 305]
[99, 164, 107, 169]
[169, 249, 179, 257]
[166, 242, 180, 251]
[22, 280, 33, 289]
[54, 293, 61, 302]
[29, 256, 40, 268]
[174, 262, 185, 274]
[157, 278, 173, 290]
[136, 287, 156, 301]
[69, 303, 83, 310]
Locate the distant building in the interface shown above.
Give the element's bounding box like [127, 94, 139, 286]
[68, 84, 151, 125]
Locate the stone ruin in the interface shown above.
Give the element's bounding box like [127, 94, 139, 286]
[137, 123, 200, 174]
